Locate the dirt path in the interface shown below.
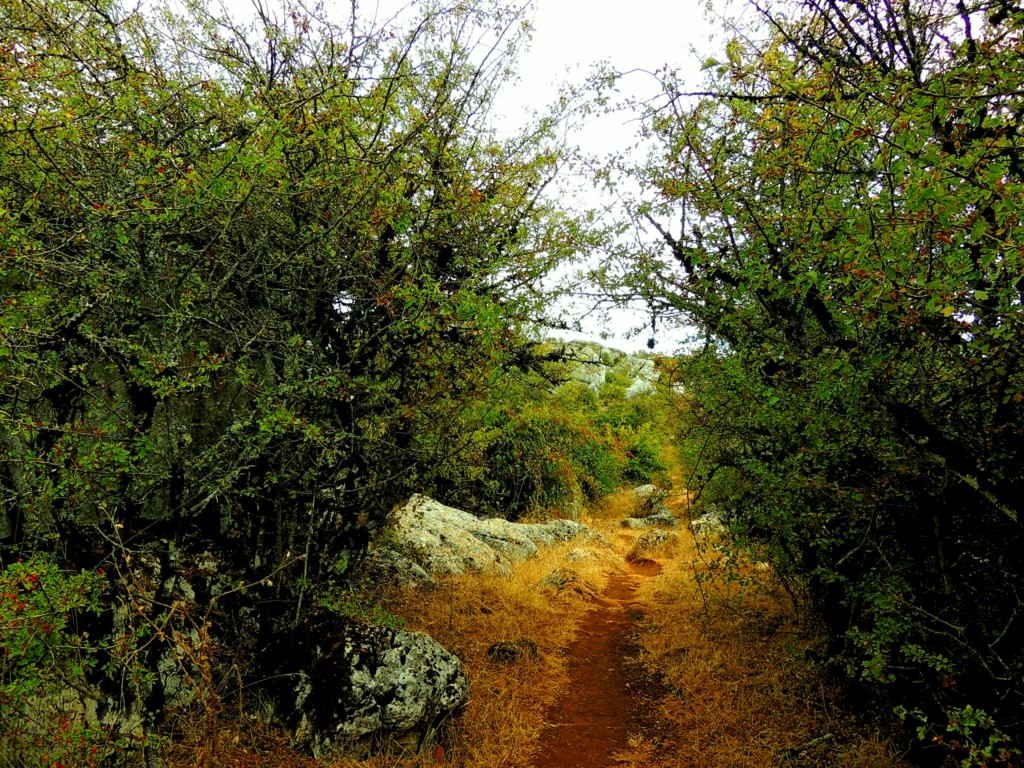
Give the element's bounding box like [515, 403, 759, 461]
[531, 560, 663, 768]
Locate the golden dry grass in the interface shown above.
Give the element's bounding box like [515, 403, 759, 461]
[610, 517, 911, 768]
[163, 487, 910, 768]
[161, 536, 616, 768]
[325, 537, 617, 768]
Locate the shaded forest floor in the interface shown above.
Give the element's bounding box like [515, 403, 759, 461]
[176, 489, 912, 768]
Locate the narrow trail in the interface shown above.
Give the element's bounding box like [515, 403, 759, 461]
[531, 559, 664, 768]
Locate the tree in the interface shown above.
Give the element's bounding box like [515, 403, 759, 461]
[0, 0, 584, 753]
[611, 0, 1024, 762]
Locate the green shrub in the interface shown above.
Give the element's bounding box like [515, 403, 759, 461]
[623, 426, 668, 485]
[0, 556, 110, 766]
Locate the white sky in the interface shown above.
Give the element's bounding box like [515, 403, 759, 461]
[481, 1, 713, 352]
[491, 1, 709, 147]
[360, 0, 713, 181]
[357, 0, 720, 352]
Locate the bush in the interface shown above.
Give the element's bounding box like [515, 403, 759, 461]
[0, 0, 583, 753]
[422, 350, 680, 519]
[623, 426, 668, 485]
[0, 556, 111, 766]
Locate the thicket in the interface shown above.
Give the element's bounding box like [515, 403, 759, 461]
[0, 0, 594, 760]
[415, 343, 676, 519]
[605, 0, 1024, 764]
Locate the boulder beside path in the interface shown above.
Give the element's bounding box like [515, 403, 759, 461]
[265, 612, 469, 758]
[382, 494, 605, 577]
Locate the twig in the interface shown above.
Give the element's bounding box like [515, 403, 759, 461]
[780, 732, 834, 760]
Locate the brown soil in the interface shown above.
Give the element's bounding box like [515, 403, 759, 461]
[531, 560, 665, 768]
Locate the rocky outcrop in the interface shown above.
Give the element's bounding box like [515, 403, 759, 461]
[563, 342, 661, 398]
[626, 356, 657, 382]
[636, 529, 678, 548]
[566, 344, 608, 392]
[565, 547, 599, 562]
[623, 357, 659, 399]
[387, 496, 514, 575]
[621, 509, 678, 528]
[690, 505, 727, 535]
[628, 530, 679, 562]
[629, 484, 668, 514]
[632, 484, 660, 501]
[621, 484, 677, 528]
[365, 547, 437, 587]
[265, 612, 469, 758]
[387, 495, 604, 577]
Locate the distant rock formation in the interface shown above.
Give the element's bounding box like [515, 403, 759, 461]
[537, 567, 600, 601]
[562, 342, 661, 399]
[690, 504, 727, 535]
[620, 510, 678, 529]
[621, 484, 677, 528]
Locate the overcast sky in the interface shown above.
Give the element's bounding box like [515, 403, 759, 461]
[357, 0, 713, 176]
[358, 1, 719, 350]
[491, 1, 709, 144]
[480, 1, 713, 351]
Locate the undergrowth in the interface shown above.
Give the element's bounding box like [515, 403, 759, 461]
[154, 488, 911, 768]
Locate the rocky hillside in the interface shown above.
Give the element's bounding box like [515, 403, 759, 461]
[556, 342, 662, 399]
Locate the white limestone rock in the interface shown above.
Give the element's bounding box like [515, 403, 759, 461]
[390, 495, 513, 576]
[388, 495, 604, 577]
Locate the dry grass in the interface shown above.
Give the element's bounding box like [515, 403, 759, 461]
[614, 520, 911, 768]
[162, 486, 910, 768]
[163, 717, 322, 768]
[329, 537, 618, 768]
[158, 531, 615, 768]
